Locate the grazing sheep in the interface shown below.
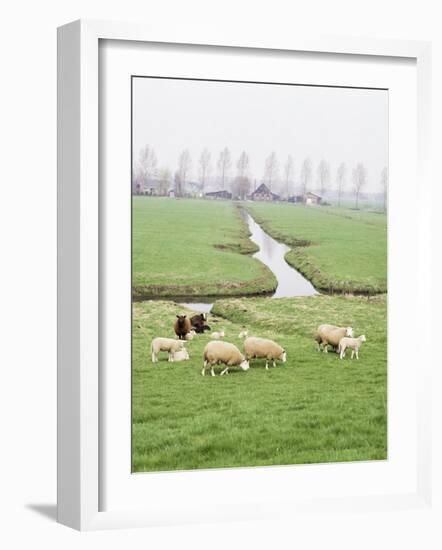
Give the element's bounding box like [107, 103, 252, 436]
[202, 341, 249, 376]
[174, 314, 192, 340]
[238, 329, 248, 339]
[191, 313, 207, 324]
[315, 324, 353, 353]
[190, 313, 211, 334]
[339, 335, 366, 359]
[210, 330, 225, 339]
[243, 337, 287, 370]
[169, 348, 190, 362]
[185, 329, 196, 341]
[151, 337, 185, 363]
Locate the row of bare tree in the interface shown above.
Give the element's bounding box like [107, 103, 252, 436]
[133, 145, 388, 210]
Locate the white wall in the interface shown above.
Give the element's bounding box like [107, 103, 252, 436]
[0, 1, 440, 548]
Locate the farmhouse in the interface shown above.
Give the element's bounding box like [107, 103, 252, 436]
[288, 192, 322, 205]
[250, 183, 280, 201]
[205, 190, 232, 200]
[305, 192, 322, 205]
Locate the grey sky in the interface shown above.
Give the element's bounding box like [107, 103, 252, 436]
[133, 77, 388, 193]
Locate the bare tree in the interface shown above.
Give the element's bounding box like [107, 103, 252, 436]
[174, 171, 182, 196]
[137, 145, 158, 192]
[236, 151, 250, 179]
[198, 148, 212, 193]
[177, 149, 192, 196]
[336, 162, 347, 207]
[352, 162, 367, 209]
[232, 176, 251, 200]
[217, 147, 232, 190]
[283, 155, 294, 198]
[264, 152, 279, 191]
[158, 167, 171, 196]
[317, 159, 330, 196]
[380, 166, 388, 212]
[230, 151, 251, 200]
[300, 157, 313, 196]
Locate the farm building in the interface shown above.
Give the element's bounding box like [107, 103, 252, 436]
[250, 183, 280, 201]
[205, 190, 232, 200]
[288, 192, 322, 205]
[305, 192, 322, 205]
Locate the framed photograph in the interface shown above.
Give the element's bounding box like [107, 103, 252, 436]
[57, 19, 433, 530]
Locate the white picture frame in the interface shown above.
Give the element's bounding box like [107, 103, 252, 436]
[57, 19, 433, 531]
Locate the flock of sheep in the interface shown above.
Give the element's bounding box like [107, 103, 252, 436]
[150, 313, 367, 376]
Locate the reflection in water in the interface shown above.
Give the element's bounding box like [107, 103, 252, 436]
[180, 209, 317, 312]
[245, 212, 317, 298]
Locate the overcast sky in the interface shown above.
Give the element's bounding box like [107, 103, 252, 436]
[133, 77, 388, 193]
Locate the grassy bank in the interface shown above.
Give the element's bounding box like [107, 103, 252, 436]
[132, 197, 277, 297]
[132, 294, 387, 472]
[244, 202, 387, 294]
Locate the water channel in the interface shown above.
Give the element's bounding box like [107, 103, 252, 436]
[180, 210, 317, 313]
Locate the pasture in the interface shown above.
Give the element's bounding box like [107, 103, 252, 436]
[132, 197, 277, 297]
[244, 202, 387, 294]
[132, 294, 387, 472]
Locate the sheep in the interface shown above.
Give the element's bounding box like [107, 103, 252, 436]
[174, 314, 192, 340]
[191, 313, 207, 324]
[185, 329, 196, 341]
[190, 313, 211, 334]
[169, 348, 190, 362]
[202, 341, 249, 376]
[238, 329, 248, 339]
[243, 337, 287, 370]
[194, 322, 211, 334]
[338, 335, 366, 359]
[210, 330, 225, 339]
[151, 337, 185, 363]
[314, 324, 353, 353]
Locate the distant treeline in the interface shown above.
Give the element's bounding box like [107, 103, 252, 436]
[132, 145, 388, 210]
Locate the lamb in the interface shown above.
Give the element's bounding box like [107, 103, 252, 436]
[190, 313, 211, 334]
[243, 336, 287, 370]
[210, 330, 225, 339]
[338, 335, 366, 359]
[169, 348, 190, 362]
[174, 314, 192, 340]
[202, 341, 249, 376]
[238, 329, 248, 339]
[185, 329, 196, 341]
[151, 337, 185, 363]
[315, 324, 353, 353]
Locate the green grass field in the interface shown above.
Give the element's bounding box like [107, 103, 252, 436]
[244, 202, 387, 294]
[132, 196, 387, 472]
[132, 295, 387, 472]
[132, 197, 277, 297]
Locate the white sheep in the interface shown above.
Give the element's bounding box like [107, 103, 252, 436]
[338, 335, 366, 359]
[151, 337, 185, 363]
[243, 336, 287, 370]
[210, 330, 225, 339]
[238, 329, 248, 339]
[169, 348, 190, 362]
[202, 341, 249, 376]
[315, 324, 353, 353]
[185, 329, 196, 341]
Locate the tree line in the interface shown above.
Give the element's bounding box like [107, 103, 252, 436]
[133, 145, 388, 210]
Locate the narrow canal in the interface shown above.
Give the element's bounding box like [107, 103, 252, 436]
[181, 209, 317, 313]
